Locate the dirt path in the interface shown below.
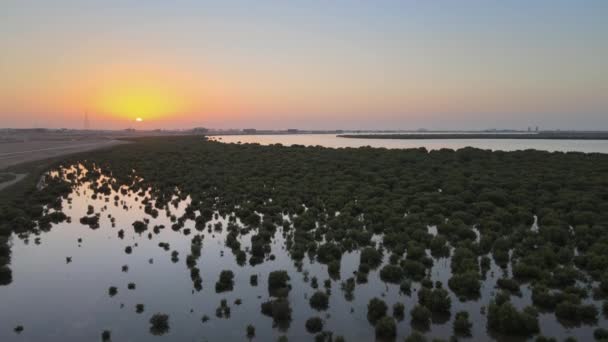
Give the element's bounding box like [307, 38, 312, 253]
[0, 139, 130, 192]
[0, 139, 128, 169]
[0, 173, 27, 191]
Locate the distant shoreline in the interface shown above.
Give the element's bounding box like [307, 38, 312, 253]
[338, 132, 608, 140]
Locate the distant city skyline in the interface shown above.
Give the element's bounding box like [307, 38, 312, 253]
[1, 1, 607, 130]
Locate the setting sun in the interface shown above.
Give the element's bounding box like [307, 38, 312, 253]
[85, 65, 196, 124]
[95, 84, 184, 121]
[1, 2, 608, 342]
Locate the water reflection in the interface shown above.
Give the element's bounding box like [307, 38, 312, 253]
[0, 165, 605, 341]
[210, 134, 608, 154]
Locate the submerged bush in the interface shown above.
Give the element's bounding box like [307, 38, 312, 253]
[375, 316, 396, 338]
[595, 328, 608, 340]
[418, 287, 451, 313]
[410, 304, 431, 326]
[215, 270, 235, 292]
[448, 271, 481, 299]
[7, 135, 608, 341]
[453, 311, 472, 336]
[367, 297, 388, 324]
[305, 316, 323, 333]
[309, 291, 329, 311]
[555, 302, 598, 324]
[404, 331, 427, 342]
[0, 266, 12, 286]
[379, 264, 404, 283]
[393, 302, 405, 320]
[149, 313, 170, 335]
[497, 278, 520, 293]
[360, 247, 382, 269]
[487, 300, 539, 336]
[268, 270, 290, 297]
[261, 298, 292, 323]
[246, 324, 255, 338]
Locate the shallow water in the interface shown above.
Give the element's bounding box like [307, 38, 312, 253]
[211, 134, 608, 154]
[0, 165, 605, 341]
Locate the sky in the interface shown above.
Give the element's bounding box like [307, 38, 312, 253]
[1, 0, 607, 130]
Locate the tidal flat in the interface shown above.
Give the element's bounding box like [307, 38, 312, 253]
[1, 136, 608, 341]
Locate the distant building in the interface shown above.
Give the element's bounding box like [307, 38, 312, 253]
[287, 129, 299, 133]
[243, 128, 257, 134]
[192, 127, 208, 134]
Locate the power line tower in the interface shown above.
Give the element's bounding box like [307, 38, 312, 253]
[84, 112, 90, 130]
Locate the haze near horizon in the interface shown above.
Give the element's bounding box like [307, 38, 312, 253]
[1, 0, 607, 130]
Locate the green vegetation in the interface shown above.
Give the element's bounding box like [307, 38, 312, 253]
[149, 313, 169, 335]
[3, 136, 608, 340]
[453, 311, 472, 336]
[215, 270, 235, 292]
[305, 316, 324, 333]
[379, 264, 404, 283]
[246, 324, 255, 338]
[268, 270, 290, 297]
[448, 248, 481, 299]
[393, 302, 405, 320]
[360, 247, 382, 269]
[367, 297, 388, 324]
[216, 299, 231, 318]
[404, 331, 427, 342]
[487, 299, 539, 336]
[555, 302, 598, 325]
[261, 298, 292, 325]
[496, 278, 520, 293]
[374, 316, 397, 339]
[309, 291, 329, 311]
[418, 286, 451, 314]
[595, 328, 608, 340]
[410, 304, 431, 327]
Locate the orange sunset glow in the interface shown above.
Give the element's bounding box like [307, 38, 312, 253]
[1, 2, 608, 342]
[94, 83, 186, 122]
[0, 1, 606, 130]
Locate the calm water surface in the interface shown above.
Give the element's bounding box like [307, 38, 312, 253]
[1, 164, 605, 342]
[211, 134, 608, 154]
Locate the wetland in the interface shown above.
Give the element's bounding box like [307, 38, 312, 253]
[1, 136, 608, 341]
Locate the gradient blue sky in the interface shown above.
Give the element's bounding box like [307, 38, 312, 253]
[1, 0, 607, 130]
